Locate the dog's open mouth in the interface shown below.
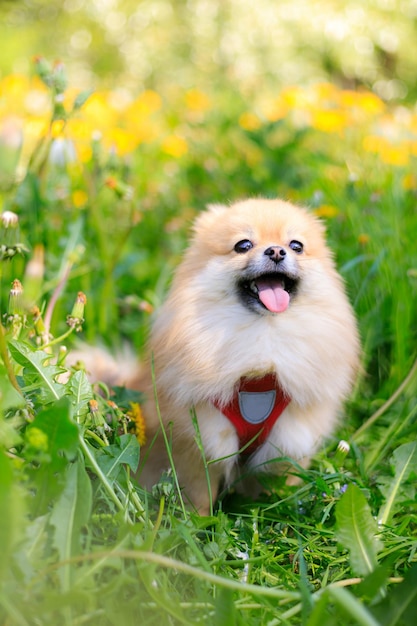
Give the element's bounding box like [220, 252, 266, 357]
[238, 272, 298, 314]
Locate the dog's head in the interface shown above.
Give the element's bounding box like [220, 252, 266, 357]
[181, 198, 334, 316]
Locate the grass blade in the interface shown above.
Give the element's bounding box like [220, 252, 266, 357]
[327, 586, 381, 626]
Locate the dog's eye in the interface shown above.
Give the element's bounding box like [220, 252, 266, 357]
[234, 239, 253, 254]
[289, 240, 304, 254]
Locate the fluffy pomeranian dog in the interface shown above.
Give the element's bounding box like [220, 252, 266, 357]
[78, 198, 360, 514]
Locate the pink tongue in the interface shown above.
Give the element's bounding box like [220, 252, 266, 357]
[257, 279, 290, 313]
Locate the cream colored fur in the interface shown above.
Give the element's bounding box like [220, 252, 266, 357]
[78, 199, 360, 514]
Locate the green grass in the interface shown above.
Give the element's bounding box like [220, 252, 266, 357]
[0, 59, 417, 625]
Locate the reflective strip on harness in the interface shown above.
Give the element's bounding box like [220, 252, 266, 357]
[213, 374, 290, 454]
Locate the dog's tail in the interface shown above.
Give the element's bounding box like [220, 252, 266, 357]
[67, 343, 143, 390]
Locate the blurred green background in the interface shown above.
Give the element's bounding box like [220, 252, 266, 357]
[1, 0, 417, 102]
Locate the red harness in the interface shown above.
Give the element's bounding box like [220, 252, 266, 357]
[213, 374, 290, 455]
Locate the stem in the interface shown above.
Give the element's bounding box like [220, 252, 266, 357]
[0, 323, 22, 395]
[85, 429, 107, 447]
[98, 272, 117, 335]
[153, 496, 165, 538]
[86, 179, 110, 335]
[126, 481, 150, 526]
[114, 481, 147, 525]
[78, 434, 132, 522]
[41, 325, 75, 350]
[150, 354, 188, 519]
[190, 408, 214, 517]
[44, 260, 73, 334]
[108, 203, 136, 274]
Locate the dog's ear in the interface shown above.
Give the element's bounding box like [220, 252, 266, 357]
[191, 203, 229, 234]
[187, 203, 234, 255]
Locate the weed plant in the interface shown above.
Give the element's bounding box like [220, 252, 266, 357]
[0, 60, 416, 625]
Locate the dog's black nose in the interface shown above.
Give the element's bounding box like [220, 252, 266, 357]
[264, 246, 286, 262]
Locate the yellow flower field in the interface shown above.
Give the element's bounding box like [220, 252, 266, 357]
[1, 69, 417, 185]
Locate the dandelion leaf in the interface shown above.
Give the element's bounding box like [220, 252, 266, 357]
[8, 340, 65, 405]
[99, 433, 140, 483]
[335, 484, 382, 577]
[67, 369, 93, 421]
[50, 458, 92, 588]
[0, 364, 25, 449]
[377, 441, 417, 527]
[25, 397, 79, 514]
[0, 363, 25, 411]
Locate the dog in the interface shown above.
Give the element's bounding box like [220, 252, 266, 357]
[78, 198, 360, 514]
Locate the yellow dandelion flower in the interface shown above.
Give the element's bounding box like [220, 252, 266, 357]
[239, 112, 262, 131]
[337, 90, 356, 107]
[162, 134, 188, 158]
[314, 83, 339, 100]
[363, 135, 387, 153]
[358, 233, 370, 246]
[410, 141, 417, 156]
[66, 118, 94, 162]
[21, 117, 49, 162]
[402, 173, 416, 190]
[77, 144, 93, 163]
[125, 93, 161, 143]
[356, 92, 385, 114]
[102, 127, 137, 156]
[310, 109, 349, 133]
[126, 117, 159, 144]
[313, 82, 339, 101]
[62, 87, 80, 113]
[409, 114, 417, 134]
[51, 119, 65, 138]
[67, 118, 91, 142]
[127, 402, 146, 446]
[23, 117, 49, 140]
[363, 134, 409, 164]
[263, 96, 288, 122]
[380, 144, 409, 167]
[281, 86, 309, 109]
[314, 204, 339, 218]
[0, 73, 28, 93]
[0, 74, 30, 110]
[123, 89, 162, 129]
[336, 89, 385, 114]
[185, 88, 211, 112]
[72, 189, 88, 208]
[82, 91, 118, 133]
[130, 90, 162, 116]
